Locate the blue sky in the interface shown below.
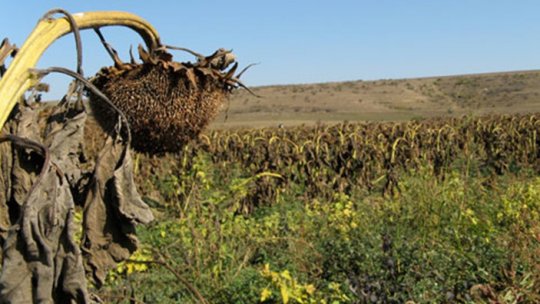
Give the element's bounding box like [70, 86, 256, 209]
[1, 1, 540, 99]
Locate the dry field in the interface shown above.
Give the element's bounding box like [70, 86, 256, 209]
[213, 69, 540, 128]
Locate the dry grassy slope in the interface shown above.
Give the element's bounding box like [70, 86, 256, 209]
[211, 70, 540, 128]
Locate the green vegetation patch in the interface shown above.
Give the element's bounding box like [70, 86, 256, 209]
[97, 114, 540, 303]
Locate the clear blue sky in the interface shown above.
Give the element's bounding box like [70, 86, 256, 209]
[1, 1, 540, 99]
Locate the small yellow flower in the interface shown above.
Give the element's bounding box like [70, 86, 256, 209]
[280, 286, 290, 304]
[305, 284, 316, 295]
[260, 288, 272, 302]
[262, 263, 271, 276]
[281, 270, 292, 281]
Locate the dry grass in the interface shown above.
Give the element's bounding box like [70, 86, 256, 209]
[213, 70, 540, 128]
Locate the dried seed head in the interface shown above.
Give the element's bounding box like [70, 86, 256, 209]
[88, 46, 240, 154]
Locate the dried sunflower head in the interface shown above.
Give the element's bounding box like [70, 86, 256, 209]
[88, 46, 242, 154]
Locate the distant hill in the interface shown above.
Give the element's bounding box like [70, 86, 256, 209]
[211, 70, 540, 128]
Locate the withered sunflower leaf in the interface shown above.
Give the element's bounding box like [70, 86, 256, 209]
[10, 104, 43, 211]
[82, 135, 153, 286]
[0, 156, 89, 303]
[113, 151, 153, 225]
[44, 105, 92, 204]
[0, 139, 11, 238]
[0, 120, 14, 245]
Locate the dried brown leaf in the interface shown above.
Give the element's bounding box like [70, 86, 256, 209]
[82, 134, 153, 286]
[0, 108, 89, 302]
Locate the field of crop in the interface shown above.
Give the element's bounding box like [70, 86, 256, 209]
[94, 113, 540, 303]
[3, 8, 540, 304]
